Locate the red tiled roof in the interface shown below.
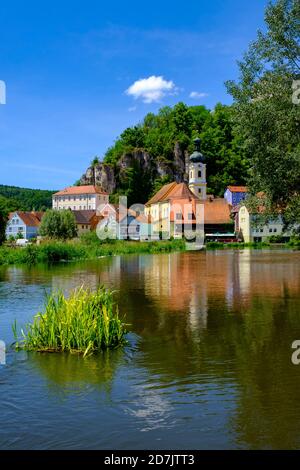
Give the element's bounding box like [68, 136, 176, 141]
[146, 182, 198, 206]
[53, 185, 108, 196]
[168, 183, 199, 201]
[227, 186, 248, 193]
[203, 198, 232, 225]
[145, 182, 177, 206]
[9, 211, 45, 227]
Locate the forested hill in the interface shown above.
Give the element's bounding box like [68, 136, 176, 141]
[80, 102, 250, 205]
[0, 185, 55, 213]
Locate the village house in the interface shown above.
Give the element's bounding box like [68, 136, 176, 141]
[5, 211, 44, 240]
[145, 182, 200, 239]
[224, 186, 248, 206]
[72, 210, 102, 235]
[145, 138, 234, 240]
[238, 204, 292, 242]
[52, 185, 109, 211]
[97, 203, 151, 240]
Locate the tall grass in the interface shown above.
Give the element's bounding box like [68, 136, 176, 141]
[13, 286, 127, 355]
[0, 238, 186, 266]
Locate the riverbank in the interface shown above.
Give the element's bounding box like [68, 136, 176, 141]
[0, 238, 186, 266]
[206, 240, 300, 249]
[0, 237, 298, 266]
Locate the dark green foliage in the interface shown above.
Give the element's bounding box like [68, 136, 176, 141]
[103, 102, 248, 201]
[91, 156, 100, 167]
[39, 209, 77, 240]
[150, 175, 173, 198]
[200, 104, 249, 196]
[0, 185, 54, 212]
[226, 0, 300, 224]
[0, 210, 7, 245]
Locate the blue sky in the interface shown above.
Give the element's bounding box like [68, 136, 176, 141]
[0, 0, 268, 190]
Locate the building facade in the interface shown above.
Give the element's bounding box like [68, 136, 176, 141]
[6, 212, 44, 240]
[238, 205, 292, 242]
[52, 185, 109, 211]
[224, 186, 248, 206]
[72, 210, 102, 235]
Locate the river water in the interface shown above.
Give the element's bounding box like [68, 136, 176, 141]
[0, 249, 300, 449]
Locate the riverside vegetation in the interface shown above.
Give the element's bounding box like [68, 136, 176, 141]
[0, 233, 186, 266]
[13, 286, 127, 354]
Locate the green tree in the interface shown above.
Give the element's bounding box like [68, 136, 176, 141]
[150, 175, 173, 198]
[90, 156, 100, 167]
[200, 104, 249, 195]
[40, 210, 77, 240]
[226, 0, 300, 223]
[0, 210, 7, 245]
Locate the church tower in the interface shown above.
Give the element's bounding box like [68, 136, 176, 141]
[188, 138, 207, 200]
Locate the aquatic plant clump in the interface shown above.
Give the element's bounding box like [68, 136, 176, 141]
[13, 287, 127, 355]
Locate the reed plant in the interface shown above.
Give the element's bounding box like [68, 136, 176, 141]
[13, 286, 127, 355]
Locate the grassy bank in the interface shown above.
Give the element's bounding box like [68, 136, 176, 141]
[13, 286, 127, 354]
[0, 237, 186, 266]
[206, 239, 300, 249]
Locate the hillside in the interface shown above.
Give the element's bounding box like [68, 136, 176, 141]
[0, 184, 55, 214]
[80, 102, 250, 205]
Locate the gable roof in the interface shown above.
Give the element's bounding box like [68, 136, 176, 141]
[72, 210, 98, 224]
[227, 186, 248, 193]
[146, 182, 198, 206]
[53, 185, 108, 196]
[145, 182, 177, 206]
[203, 198, 232, 225]
[168, 183, 199, 201]
[9, 211, 44, 227]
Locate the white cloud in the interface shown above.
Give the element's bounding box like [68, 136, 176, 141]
[126, 75, 176, 103]
[128, 106, 137, 112]
[189, 91, 209, 99]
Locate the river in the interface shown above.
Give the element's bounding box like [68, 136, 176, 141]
[1, 249, 300, 449]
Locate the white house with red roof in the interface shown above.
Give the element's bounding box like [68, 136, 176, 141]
[6, 211, 44, 240]
[52, 185, 109, 211]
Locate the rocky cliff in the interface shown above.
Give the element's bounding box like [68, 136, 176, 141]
[79, 144, 190, 195]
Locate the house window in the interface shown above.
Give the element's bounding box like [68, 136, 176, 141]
[198, 170, 201, 178]
[176, 213, 182, 220]
[18, 227, 23, 231]
[136, 225, 140, 233]
[8, 227, 12, 232]
[188, 213, 193, 220]
[260, 229, 263, 233]
[198, 188, 201, 194]
[79, 206, 81, 210]
[73, 206, 76, 210]
[274, 228, 277, 233]
[82, 225, 84, 229]
[269, 228, 273, 233]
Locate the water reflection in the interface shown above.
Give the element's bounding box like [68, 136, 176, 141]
[1, 249, 300, 449]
